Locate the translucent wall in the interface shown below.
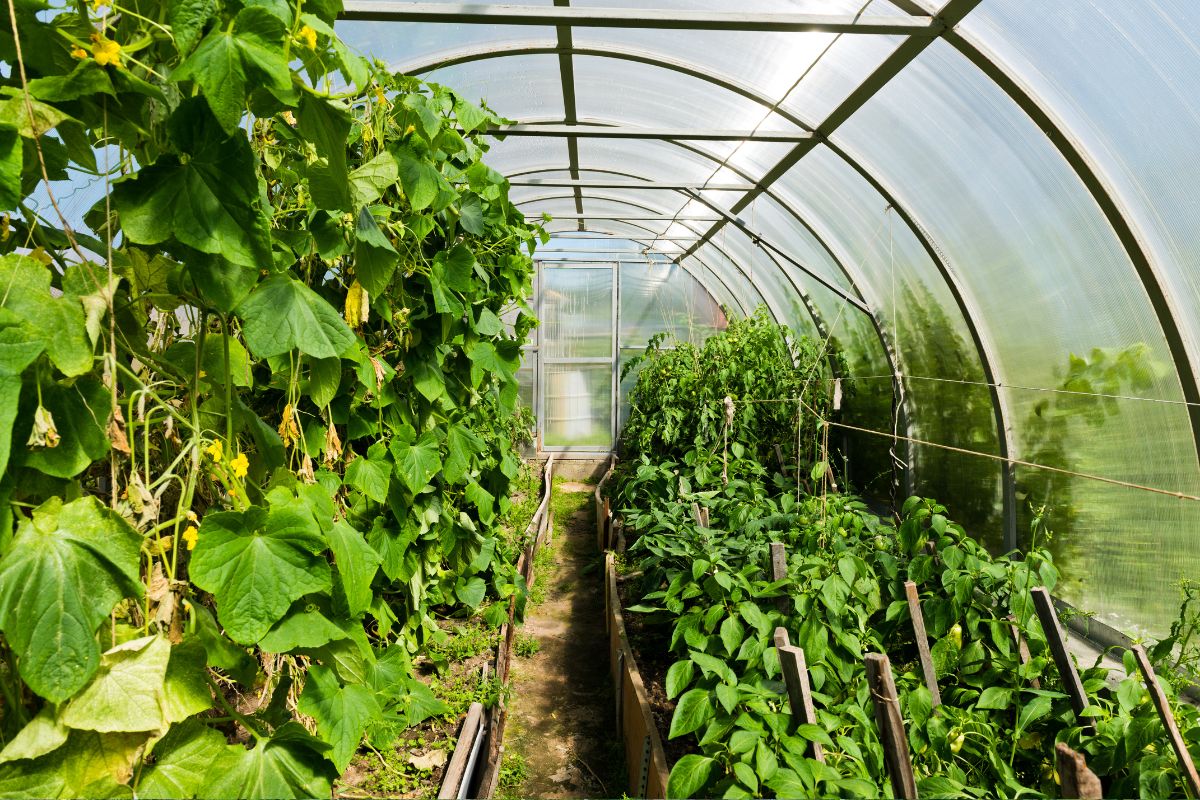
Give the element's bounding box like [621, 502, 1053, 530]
[830, 40, 1200, 635]
[334, 2, 1200, 637]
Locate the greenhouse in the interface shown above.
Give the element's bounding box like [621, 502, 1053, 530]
[1, 0, 1199, 797]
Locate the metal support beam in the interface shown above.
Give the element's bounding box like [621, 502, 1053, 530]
[530, 214, 721, 222]
[493, 124, 811, 142]
[552, 0, 584, 229]
[682, 0, 983, 258]
[511, 178, 756, 191]
[341, 3, 938, 34]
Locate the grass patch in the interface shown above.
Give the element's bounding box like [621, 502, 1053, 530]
[427, 620, 495, 664]
[496, 750, 530, 800]
[514, 633, 540, 658]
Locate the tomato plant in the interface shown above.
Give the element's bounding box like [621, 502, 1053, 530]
[621, 308, 843, 471]
[0, 0, 543, 796]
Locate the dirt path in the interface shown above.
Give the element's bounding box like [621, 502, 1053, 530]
[501, 481, 624, 798]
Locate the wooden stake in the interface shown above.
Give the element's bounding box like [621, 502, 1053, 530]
[778, 644, 825, 763]
[1055, 742, 1102, 799]
[773, 626, 790, 649]
[774, 443, 789, 475]
[1131, 644, 1200, 797]
[770, 542, 788, 613]
[865, 653, 917, 799]
[690, 502, 703, 526]
[903, 581, 941, 706]
[1007, 613, 1041, 690]
[1030, 587, 1093, 733]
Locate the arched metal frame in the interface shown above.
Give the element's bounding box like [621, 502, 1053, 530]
[398, 41, 1014, 538]
[348, 1, 1200, 554]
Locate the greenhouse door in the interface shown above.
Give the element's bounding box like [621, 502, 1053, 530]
[537, 264, 617, 453]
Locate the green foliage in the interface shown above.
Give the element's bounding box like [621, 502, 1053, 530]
[0, 0, 543, 794]
[615, 443, 1200, 799]
[621, 308, 840, 469]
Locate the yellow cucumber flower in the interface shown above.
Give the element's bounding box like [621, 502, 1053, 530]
[205, 439, 223, 462]
[90, 33, 122, 67]
[70, 45, 88, 60]
[297, 25, 318, 50]
[229, 452, 249, 479]
[182, 525, 199, 551]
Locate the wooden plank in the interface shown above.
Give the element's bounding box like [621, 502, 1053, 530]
[1030, 587, 1093, 732]
[1007, 613, 1041, 690]
[903, 581, 941, 706]
[865, 653, 917, 799]
[773, 626, 791, 649]
[438, 702, 484, 799]
[778, 645, 825, 763]
[1055, 742, 1102, 799]
[1131, 644, 1200, 797]
[690, 502, 703, 526]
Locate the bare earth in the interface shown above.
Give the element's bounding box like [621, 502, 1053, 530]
[505, 485, 624, 798]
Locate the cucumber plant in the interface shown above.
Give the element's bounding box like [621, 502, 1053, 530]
[0, 1, 543, 796]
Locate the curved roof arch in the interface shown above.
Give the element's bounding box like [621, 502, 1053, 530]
[335, 0, 1200, 636]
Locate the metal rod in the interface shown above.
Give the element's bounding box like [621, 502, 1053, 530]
[512, 178, 755, 191]
[340, 3, 939, 34]
[532, 214, 720, 222]
[493, 123, 811, 142]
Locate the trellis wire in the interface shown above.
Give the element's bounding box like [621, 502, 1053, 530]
[704, 394, 1200, 503]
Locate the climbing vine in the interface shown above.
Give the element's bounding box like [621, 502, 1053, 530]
[0, 0, 542, 796]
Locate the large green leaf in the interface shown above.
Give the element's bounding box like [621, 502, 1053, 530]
[189, 502, 331, 644]
[0, 729, 147, 799]
[200, 724, 335, 799]
[392, 143, 442, 212]
[258, 608, 349, 653]
[296, 665, 380, 772]
[328, 519, 381, 618]
[0, 254, 90, 376]
[113, 99, 271, 269]
[668, 688, 715, 739]
[390, 432, 441, 494]
[344, 449, 391, 504]
[0, 496, 142, 702]
[236, 275, 355, 359]
[349, 150, 398, 207]
[299, 94, 352, 211]
[0, 326, 42, 477]
[169, 0, 217, 55]
[0, 126, 20, 211]
[62, 635, 170, 733]
[443, 423, 484, 485]
[136, 720, 227, 799]
[22, 377, 112, 479]
[667, 754, 715, 800]
[172, 7, 290, 134]
[0, 707, 67, 765]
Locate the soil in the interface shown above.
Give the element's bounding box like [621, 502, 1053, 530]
[504, 483, 624, 798]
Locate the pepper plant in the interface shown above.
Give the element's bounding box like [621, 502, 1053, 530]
[0, 0, 542, 796]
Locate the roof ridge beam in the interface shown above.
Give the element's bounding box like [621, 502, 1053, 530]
[340, 3, 938, 34]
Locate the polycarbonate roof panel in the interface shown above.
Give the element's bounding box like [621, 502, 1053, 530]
[963, 0, 1200, 411]
[416, 55, 565, 120]
[835, 38, 1200, 636]
[575, 139, 724, 184]
[336, 21, 557, 74]
[478, 137, 570, 177]
[571, 56, 801, 137]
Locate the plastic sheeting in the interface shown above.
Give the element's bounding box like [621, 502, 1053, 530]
[337, 0, 1200, 637]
